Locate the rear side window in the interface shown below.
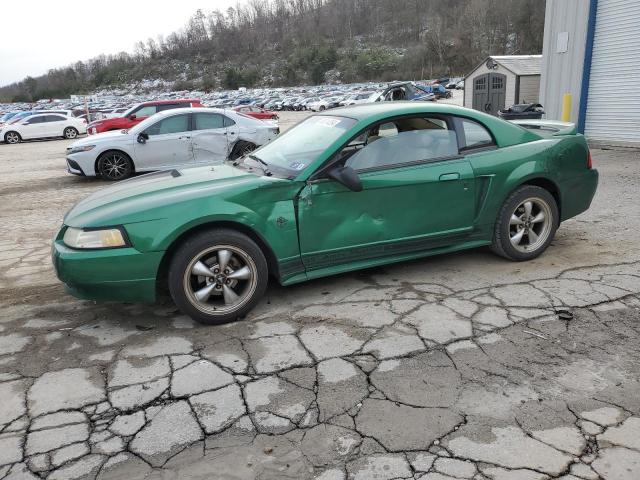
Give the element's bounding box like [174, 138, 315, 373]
[44, 115, 66, 122]
[223, 116, 236, 127]
[457, 118, 495, 150]
[157, 103, 190, 112]
[194, 113, 224, 130]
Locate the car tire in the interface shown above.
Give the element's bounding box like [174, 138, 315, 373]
[319, 105, 326, 111]
[491, 185, 559, 261]
[97, 151, 134, 181]
[4, 131, 21, 144]
[168, 229, 269, 325]
[229, 141, 257, 161]
[63, 127, 79, 139]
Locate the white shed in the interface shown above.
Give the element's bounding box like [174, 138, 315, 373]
[464, 55, 542, 116]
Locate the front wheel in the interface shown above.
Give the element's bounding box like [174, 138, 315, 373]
[168, 229, 268, 325]
[491, 185, 559, 261]
[97, 151, 133, 181]
[4, 131, 21, 144]
[63, 127, 79, 139]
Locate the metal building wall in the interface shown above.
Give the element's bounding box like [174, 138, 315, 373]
[539, 0, 591, 122]
[584, 0, 640, 145]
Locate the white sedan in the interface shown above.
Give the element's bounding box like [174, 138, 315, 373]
[65, 108, 279, 180]
[2, 113, 87, 144]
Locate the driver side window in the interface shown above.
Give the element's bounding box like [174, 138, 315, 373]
[145, 114, 190, 136]
[344, 117, 458, 172]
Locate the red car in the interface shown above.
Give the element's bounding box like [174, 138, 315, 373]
[87, 99, 203, 135]
[233, 105, 278, 120]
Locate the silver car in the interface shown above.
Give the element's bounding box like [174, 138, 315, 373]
[65, 108, 279, 181]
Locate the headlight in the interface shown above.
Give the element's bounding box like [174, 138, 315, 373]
[68, 145, 95, 154]
[63, 227, 128, 249]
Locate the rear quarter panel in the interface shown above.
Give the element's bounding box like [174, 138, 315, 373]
[469, 134, 596, 231]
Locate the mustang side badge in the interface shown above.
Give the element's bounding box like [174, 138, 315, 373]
[276, 217, 288, 227]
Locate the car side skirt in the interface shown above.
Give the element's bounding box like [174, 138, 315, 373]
[280, 238, 491, 286]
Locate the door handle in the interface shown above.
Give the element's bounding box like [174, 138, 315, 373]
[178, 136, 191, 140]
[439, 173, 460, 181]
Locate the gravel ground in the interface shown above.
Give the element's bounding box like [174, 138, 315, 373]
[0, 110, 639, 480]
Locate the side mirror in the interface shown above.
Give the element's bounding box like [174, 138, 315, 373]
[327, 165, 362, 192]
[129, 114, 137, 120]
[137, 132, 149, 144]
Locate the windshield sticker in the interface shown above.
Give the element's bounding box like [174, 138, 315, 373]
[316, 117, 341, 128]
[289, 162, 306, 170]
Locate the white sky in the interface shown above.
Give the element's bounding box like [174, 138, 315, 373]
[0, 0, 244, 87]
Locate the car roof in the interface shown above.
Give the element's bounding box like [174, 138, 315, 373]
[146, 107, 247, 118]
[317, 102, 540, 148]
[139, 99, 201, 106]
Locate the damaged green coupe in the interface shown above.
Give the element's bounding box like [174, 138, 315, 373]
[52, 104, 598, 324]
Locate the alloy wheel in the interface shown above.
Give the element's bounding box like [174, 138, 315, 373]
[5, 132, 19, 144]
[183, 245, 258, 315]
[509, 197, 552, 253]
[101, 153, 130, 180]
[65, 128, 78, 139]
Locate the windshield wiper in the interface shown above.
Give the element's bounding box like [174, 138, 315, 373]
[246, 154, 273, 177]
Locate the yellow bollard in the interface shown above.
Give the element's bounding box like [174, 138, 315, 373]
[561, 93, 572, 122]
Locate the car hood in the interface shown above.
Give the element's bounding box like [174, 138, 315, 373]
[71, 130, 130, 147]
[64, 164, 285, 228]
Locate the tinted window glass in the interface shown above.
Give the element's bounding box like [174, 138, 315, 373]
[459, 119, 494, 149]
[223, 116, 236, 127]
[194, 113, 224, 130]
[145, 114, 190, 136]
[133, 105, 157, 117]
[24, 116, 44, 124]
[44, 115, 66, 122]
[157, 103, 188, 112]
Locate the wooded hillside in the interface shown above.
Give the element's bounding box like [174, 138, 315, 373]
[0, 0, 545, 102]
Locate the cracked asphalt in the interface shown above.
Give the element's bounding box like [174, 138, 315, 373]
[0, 113, 639, 480]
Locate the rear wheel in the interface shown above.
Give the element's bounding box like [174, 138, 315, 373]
[491, 185, 559, 261]
[4, 131, 21, 144]
[97, 151, 133, 181]
[63, 127, 78, 139]
[168, 229, 268, 325]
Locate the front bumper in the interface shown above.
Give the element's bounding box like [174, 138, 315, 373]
[52, 237, 164, 303]
[66, 158, 85, 176]
[65, 151, 97, 177]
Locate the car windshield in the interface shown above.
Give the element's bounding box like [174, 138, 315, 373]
[1, 112, 18, 121]
[247, 115, 356, 177]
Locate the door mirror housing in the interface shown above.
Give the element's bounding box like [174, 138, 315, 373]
[137, 132, 149, 144]
[128, 114, 137, 120]
[327, 165, 362, 192]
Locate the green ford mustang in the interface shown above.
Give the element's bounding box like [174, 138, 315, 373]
[52, 103, 598, 324]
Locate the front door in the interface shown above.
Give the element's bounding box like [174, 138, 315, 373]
[297, 119, 476, 272]
[472, 73, 506, 115]
[134, 113, 193, 170]
[19, 116, 45, 139]
[191, 112, 231, 165]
